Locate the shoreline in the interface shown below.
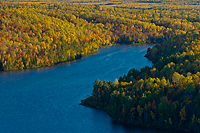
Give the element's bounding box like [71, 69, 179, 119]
[0, 43, 155, 73]
[80, 96, 188, 133]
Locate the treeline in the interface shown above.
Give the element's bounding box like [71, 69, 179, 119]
[1, 2, 200, 70]
[3, 0, 200, 5]
[81, 30, 200, 132]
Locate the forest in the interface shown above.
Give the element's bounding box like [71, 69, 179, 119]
[81, 30, 200, 132]
[1, 1, 200, 70]
[1, 0, 200, 132]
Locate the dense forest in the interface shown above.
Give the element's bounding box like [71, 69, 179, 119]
[76, 1, 200, 133]
[81, 30, 200, 132]
[2, 0, 200, 132]
[0, 2, 200, 70]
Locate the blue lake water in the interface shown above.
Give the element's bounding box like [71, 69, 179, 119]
[0, 45, 178, 133]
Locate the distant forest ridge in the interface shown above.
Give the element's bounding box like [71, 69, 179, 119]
[1, 0, 200, 5]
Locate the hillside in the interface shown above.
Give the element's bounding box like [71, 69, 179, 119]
[1, 2, 199, 70]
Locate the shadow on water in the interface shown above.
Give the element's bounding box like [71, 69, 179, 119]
[90, 105, 184, 133]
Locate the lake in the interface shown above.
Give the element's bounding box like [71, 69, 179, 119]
[0, 45, 179, 133]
